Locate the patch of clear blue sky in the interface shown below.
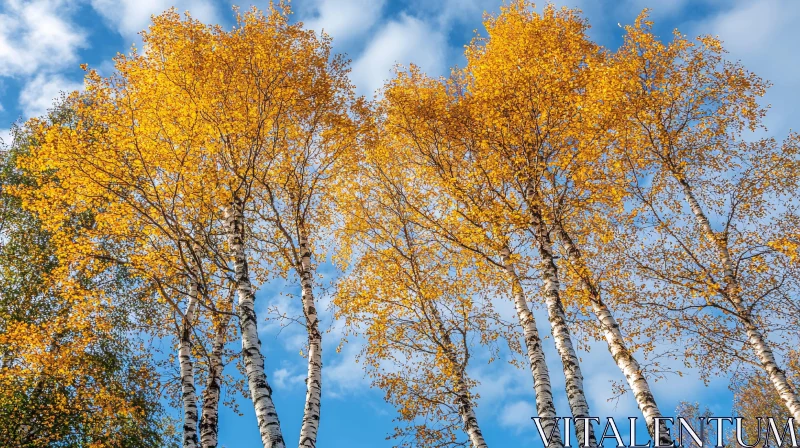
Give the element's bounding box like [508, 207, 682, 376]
[0, 1, 754, 446]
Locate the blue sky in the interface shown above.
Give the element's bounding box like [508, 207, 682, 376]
[2, 0, 799, 447]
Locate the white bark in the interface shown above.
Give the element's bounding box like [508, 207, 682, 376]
[556, 223, 670, 446]
[452, 363, 488, 448]
[459, 398, 489, 448]
[200, 291, 234, 448]
[501, 247, 563, 448]
[528, 199, 596, 448]
[180, 279, 200, 448]
[298, 231, 323, 448]
[227, 203, 286, 448]
[427, 296, 488, 448]
[677, 176, 800, 422]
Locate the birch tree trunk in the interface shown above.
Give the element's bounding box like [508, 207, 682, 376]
[676, 176, 800, 422]
[500, 247, 563, 448]
[200, 290, 234, 448]
[227, 203, 286, 448]
[528, 195, 596, 448]
[555, 222, 671, 446]
[456, 382, 489, 448]
[427, 293, 488, 448]
[297, 231, 323, 448]
[180, 278, 200, 448]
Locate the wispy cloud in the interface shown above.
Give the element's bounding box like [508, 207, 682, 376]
[18, 73, 83, 119]
[300, 0, 387, 44]
[350, 13, 447, 96]
[324, 341, 370, 398]
[499, 400, 536, 433]
[89, 0, 220, 40]
[273, 366, 306, 390]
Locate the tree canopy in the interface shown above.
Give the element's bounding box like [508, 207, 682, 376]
[2, 1, 798, 448]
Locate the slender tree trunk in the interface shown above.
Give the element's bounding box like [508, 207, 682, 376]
[737, 316, 800, 421]
[500, 247, 563, 448]
[556, 222, 671, 446]
[200, 290, 234, 448]
[427, 297, 488, 448]
[227, 203, 285, 448]
[527, 194, 596, 448]
[180, 279, 200, 448]
[676, 176, 800, 422]
[297, 231, 323, 448]
[455, 381, 489, 448]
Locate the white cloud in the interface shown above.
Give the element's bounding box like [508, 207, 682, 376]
[350, 14, 447, 97]
[471, 362, 530, 406]
[301, 0, 387, 44]
[89, 0, 220, 40]
[324, 341, 369, 397]
[18, 74, 83, 119]
[0, 0, 86, 77]
[499, 400, 536, 432]
[273, 367, 290, 388]
[272, 366, 305, 390]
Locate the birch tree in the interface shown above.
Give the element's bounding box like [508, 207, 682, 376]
[614, 14, 800, 422]
[199, 287, 235, 448]
[381, 67, 564, 447]
[15, 17, 241, 446]
[461, 4, 606, 444]
[135, 9, 293, 445]
[334, 123, 497, 447]
[141, 7, 359, 446]
[242, 32, 361, 448]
